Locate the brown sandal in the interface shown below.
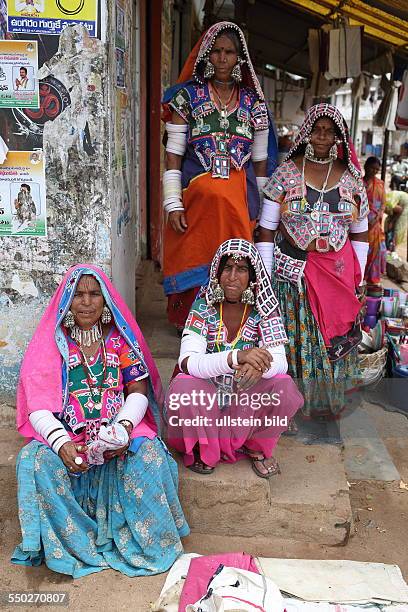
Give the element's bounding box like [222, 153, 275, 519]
[251, 456, 281, 479]
[187, 459, 215, 475]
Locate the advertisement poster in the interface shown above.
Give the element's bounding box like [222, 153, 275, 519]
[7, 0, 98, 37]
[0, 40, 39, 109]
[0, 151, 47, 237]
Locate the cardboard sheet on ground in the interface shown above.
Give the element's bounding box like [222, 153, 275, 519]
[256, 558, 408, 604]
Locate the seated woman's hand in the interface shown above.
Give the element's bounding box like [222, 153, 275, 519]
[237, 347, 272, 373]
[234, 363, 263, 390]
[169, 211, 188, 233]
[58, 442, 89, 473]
[103, 442, 130, 462]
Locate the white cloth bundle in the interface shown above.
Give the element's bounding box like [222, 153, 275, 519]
[186, 565, 285, 611]
[87, 422, 129, 465]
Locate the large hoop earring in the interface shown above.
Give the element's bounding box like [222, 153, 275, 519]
[63, 310, 75, 328]
[231, 58, 243, 83]
[101, 305, 112, 324]
[305, 142, 315, 159]
[241, 282, 256, 305]
[204, 59, 215, 79]
[211, 278, 225, 303]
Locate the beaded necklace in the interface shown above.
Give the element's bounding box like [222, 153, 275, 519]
[215, 302, 248, 352]
[78, 339, 108, 411]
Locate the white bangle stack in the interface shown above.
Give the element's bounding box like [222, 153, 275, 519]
[259, 199, 281, 230]
[163, 169, 184, 214]
[165, 122, 188, 156]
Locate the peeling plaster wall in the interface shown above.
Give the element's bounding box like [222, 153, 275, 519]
[0, 18, 135, 408]
[110, 0, 140, 312]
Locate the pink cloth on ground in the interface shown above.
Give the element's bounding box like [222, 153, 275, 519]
[16, 264, 163, 444]
[166, 373, 303, 468]
[179, 553, 259, 612]
[303, 240, 361, 346]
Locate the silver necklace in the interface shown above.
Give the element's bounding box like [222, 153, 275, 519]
[214, 79, 234, 85]
[301, 157, 333, 221]
[70, 320, 102, 348]
[304, 150, 332, 164]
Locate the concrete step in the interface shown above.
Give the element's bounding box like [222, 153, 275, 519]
[176, 438, 352, 546]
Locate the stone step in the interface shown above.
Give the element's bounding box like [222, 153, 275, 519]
[176, 438, 352, 546]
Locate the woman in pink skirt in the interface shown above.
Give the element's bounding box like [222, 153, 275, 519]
[165, 239, 303, 478]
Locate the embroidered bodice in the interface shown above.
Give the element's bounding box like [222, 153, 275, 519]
[170, 83, 269, 172]
[60, 329, 148, 443]
[184, 297, 287, 352]
[263, 160, 368, 252]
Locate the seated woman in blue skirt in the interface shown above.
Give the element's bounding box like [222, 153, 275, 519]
[11, 264, 189, 578]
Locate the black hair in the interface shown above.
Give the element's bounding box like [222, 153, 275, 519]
[365, 156, 381, 168]
[20, 67, 27, 74]
[218, 254, 256, 284]
[20, 183, 31, 191]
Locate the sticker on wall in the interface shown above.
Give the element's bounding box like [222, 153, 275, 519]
[0, 40, 39, 109]
[0, 150, 47, 237]
[7, 0, 98, 37]
[115, 48, 125, 88]
[115, 0, 126, 51]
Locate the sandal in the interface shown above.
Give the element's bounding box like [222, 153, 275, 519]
[187, 459, 215, 475]
[251, 456, 281, 479]
[282, 417, 298, 436]
[239, 446, 265, 461]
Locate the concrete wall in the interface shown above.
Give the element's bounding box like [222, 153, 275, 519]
[0, 2, 142, 411]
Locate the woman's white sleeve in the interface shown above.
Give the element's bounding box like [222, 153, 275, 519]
[178, 331, 234, 379]
[261, 344, 288, 378]
[29, 410, 71, 454]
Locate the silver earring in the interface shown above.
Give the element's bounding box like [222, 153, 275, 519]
[329, 143, 338, 161]
[101, 305, 112, 324]
[63, 310, 75, 328]
[305, 142, 315, 158]
[211, 279, 225, 303]
[231, 59, 243, 83]
[241, 282, 256, 306]
[204, 59, 215, 79]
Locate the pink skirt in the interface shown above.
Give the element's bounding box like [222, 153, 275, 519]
[164, 374, 304, 468]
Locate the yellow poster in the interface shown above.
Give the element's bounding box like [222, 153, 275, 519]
[0, 151, 47, 237]
[7, 0, 98, 37]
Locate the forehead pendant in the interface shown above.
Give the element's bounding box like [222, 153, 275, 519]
[231, 253, 243, 263]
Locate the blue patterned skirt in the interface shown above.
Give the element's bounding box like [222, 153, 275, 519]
[11, 438, 189, 578]
[273, 279, 360, 418]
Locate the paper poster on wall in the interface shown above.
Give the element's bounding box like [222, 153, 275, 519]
[0, 40, 39, 109]
[0, 151, 47, 237]
[7, 0, 98, 37]
[115, 0, 125, 51]
[115, 48, 125, 88]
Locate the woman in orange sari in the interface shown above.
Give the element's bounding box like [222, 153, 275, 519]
[161, 22, 277, 331]
[364, 156, 387, 285]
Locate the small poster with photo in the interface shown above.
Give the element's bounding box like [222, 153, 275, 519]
[0, 150, 47, 237]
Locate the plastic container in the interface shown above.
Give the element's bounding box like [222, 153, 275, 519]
[398, 291, 407, 307]
[400, 344, 408, 366]
[364, 314, 378, 329]
[366, 297, 381, 316]
[382, 296, 396, 317]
